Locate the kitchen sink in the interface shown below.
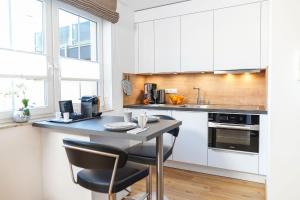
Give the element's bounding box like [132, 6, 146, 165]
[179, 104, 210, 109]
[145, 104, 167, 107]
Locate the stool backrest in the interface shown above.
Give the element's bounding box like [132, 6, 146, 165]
[154, 115, 180, 138]
[63, 139, 128, 170]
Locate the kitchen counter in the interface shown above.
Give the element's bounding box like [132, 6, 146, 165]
[124, 104, 267, 114]
[32, 115, 182, 142]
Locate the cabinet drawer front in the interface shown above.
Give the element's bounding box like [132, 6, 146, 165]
[208, 149, 259, 174]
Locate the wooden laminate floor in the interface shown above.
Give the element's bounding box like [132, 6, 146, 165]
[130, 167, 265, 200]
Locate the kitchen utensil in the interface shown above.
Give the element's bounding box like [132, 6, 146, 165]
[122, 74, 132, 96]
[157, 89, 166, 104]
[153, 89, 158, 104]
[144, 83, 157, 104]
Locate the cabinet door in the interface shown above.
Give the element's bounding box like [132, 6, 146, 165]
[259, 114, 268, 175]
[138, 21, 155, 73]
[214, 3, 261, 70]
[261, 1, 269, 69]
[155, 17, 181, 73]
[134, 23, 139, 73]
[172, 111, 208, 165]
[181, 11, 213, 72]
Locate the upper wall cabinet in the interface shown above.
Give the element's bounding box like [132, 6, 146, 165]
[214, 3, 261, 71]
[137, 21, 155, 73]
[261, 1, 269, 69]
[154, 17, 181, 73]
[181, 12, 214, 72]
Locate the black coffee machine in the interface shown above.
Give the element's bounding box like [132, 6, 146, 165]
[81, 96, 99, 117]
[144, 83, 157, 104]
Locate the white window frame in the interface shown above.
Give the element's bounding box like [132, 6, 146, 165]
[0, 0, 110, 122]
[0, 0, 55, 121]
[51, 0, 104, 111]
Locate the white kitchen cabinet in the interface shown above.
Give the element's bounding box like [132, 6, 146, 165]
[137, 21, 155, 73]
[172, 111, 208, 166]
[261, 1, 269, 69]
[214, 3, 261, 70]
[181, 11, 213, 72]
[134, 24, 139, 73]
[259, 114, 268, 175]
[208, 149, 259, 174]
[155, 17, 181, 73]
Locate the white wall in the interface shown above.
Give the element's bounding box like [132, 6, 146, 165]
[111, 1, 135, 111]
[268, 0, 300, 199]
[0, 126, 42, 200]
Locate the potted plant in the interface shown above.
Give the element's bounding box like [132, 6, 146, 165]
[3, 83, 31, 123]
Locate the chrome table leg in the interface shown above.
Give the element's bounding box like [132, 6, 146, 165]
[156, 135, 164, 200]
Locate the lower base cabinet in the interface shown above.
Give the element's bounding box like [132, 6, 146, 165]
[208, 149, 259, 174]
[172, 111, 208, 166]
[124, 108, 267, 176]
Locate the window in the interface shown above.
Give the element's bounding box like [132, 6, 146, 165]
[59, 10, 97, 61]
[58, 9, 101, 102]
[0, 0, 50, 116]
[0, 0, 108, 120]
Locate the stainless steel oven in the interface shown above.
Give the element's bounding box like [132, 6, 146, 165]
[208, 113, 259, 153]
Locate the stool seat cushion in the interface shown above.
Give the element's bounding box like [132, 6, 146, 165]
[126, 143, 173, 165]
[77, 162, 148, 193]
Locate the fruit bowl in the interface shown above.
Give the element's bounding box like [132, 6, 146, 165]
[169, 95, 184, 105]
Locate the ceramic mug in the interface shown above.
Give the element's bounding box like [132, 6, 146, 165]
[124, 112, 132, 122]
[63, 112, 70, 122]
[56, 112, 62, 119]
[138, 114, 148, 129]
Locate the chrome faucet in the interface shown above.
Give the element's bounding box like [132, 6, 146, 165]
[193, 87, 201, 104]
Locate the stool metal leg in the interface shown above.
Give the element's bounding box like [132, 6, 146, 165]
[146, 166, 152, 200]
[108, 193, 116, 200]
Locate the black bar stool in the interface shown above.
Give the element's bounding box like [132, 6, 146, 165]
[63, 138, 151, 200]
[125, 115, 180, 200]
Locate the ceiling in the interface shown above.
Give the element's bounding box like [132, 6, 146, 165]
[127, 0, 191, 11]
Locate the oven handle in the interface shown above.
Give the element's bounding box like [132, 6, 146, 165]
[208, 122, 259, 131]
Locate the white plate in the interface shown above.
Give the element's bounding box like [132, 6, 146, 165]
[132, 116, 160, 123]
[104, 122, 137, 131]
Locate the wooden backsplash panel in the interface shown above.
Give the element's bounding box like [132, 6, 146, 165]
[123, 71, 267, 106]
[123, 74, 146, 105]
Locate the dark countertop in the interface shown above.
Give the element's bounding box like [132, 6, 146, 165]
[32, 116, 182, 142]
[124, 104, 267, 114]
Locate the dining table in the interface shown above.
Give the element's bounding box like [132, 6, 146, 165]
[33, 115, 182, 200]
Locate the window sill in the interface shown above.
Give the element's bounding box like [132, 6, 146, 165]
[0, 114, 55, 130]
[0, 110, 117, 130]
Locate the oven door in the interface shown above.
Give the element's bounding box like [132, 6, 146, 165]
[208, 123, 259, 153]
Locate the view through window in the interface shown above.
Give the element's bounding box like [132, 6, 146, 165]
[0, 0, 47, 113]
[0, 0, 104, 119]
[59, 9, 100, 102]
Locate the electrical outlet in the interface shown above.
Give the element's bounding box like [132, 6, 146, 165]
[165, 88, 177, 94]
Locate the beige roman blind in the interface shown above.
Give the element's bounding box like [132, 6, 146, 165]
[59, 0, 119, 23]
